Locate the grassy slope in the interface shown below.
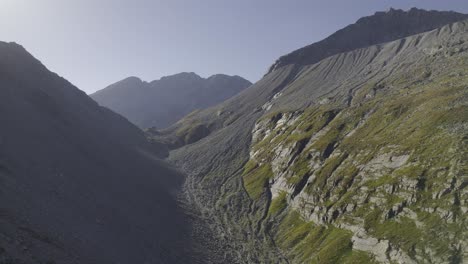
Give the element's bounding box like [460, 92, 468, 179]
[243, 49, 468, 263]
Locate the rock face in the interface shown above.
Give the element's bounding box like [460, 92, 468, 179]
[152, 9, 468, 264]
[91, 72, 251, 129]
[0, 42, 197, 263]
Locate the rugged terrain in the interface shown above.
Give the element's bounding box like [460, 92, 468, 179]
[0, 42, 201, 263]
[91, 72, 251, 129]
[0, 7, 467, 264]
[149, 9, 468, 263]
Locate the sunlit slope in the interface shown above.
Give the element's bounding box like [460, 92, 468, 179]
[156, 18, 468, 263]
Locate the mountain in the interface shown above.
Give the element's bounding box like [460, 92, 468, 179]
[91, 72, 252, 129]
[149, 8, 468, 263]
[0, 42, 199, 263]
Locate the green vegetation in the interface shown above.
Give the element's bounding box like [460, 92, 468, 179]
[275, 210, 377, 263]
[365, 174, 398, 189]
[288, 157, 311, 185]
[175, 122, 210, 144]
[243, 160, 258, 174]
[268, 191, 288, 216]
[372, 217, 422, 255]
[243, 163, 273, 199]
[311, 153, 347, 190]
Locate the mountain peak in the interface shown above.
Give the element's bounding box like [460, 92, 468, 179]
[267, 8, 468, 74]
[0, 41, 27, 52]
[362, 7, 465, 22]
[0, 41, 43, 69]
[208, 73, 231, 79]
[160, 72, 201, 82]
[208, 74, 251, 83]
[120, 76, 143, 84]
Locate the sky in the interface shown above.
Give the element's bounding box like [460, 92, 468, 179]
[1, 0, 468, 94]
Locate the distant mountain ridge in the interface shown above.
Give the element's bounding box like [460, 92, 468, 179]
[268, 7, 468, 73]
[91, 72, 251, 129]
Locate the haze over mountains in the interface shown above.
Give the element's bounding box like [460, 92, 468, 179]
[0, 6, 467, 264]
[91, 73, 251, 129]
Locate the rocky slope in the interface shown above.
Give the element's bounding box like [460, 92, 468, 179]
[0, 42, 201, 263]
[91, 72, 251, 129]
[150, 9, 468, 263]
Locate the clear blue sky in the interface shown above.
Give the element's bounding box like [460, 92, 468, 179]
[1, 0, 468, 93]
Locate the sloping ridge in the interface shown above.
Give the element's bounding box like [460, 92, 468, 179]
[0, 42, 197, 263]
[268, 7, 468, 73]
[160, 13, 468, 263]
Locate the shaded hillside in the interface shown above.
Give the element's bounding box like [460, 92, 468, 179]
[0, 42, 196, 263]
[91, 72, 251, 129]
[150, 10, 468, 263]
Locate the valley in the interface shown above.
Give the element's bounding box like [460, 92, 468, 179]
[0, 7, 467, 264]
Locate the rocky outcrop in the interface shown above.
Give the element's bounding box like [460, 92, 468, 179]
[242, 38, 468, 262]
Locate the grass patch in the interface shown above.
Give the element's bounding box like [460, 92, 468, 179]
[243, 164, 273, 199]
[268, 191, 288, 216]
[275, 210, 373, 263]
[371, 217, 422, 255]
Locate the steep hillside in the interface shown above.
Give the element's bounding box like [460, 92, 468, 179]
[0, 42, 197, 263]
[150, 10, 468, 263]
[91, 72, 251, 129]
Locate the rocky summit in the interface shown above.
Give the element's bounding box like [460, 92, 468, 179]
[268, 8, 468, 73]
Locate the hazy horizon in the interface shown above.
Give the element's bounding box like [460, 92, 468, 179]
[1, 0, 468, 94]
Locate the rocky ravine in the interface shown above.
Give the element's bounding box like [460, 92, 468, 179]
[151, 11, 468, 264]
